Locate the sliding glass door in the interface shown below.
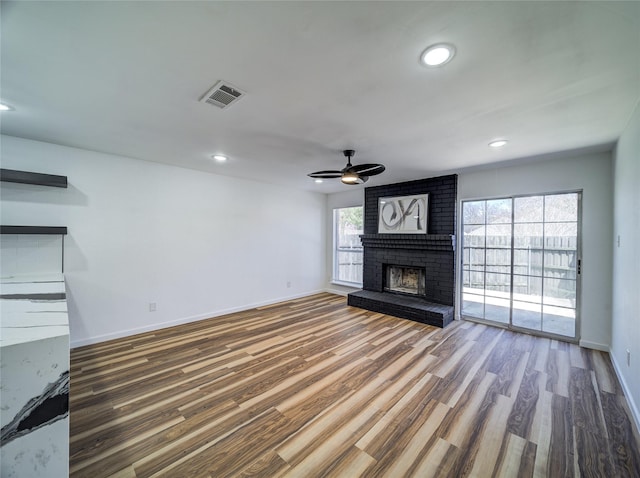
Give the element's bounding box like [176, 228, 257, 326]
[461, 192, 580, 340]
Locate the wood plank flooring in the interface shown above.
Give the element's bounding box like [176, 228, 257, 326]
[69, 293, 640, 477]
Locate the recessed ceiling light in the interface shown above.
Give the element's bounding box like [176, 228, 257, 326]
[420, 43, 456, 67]
[212, 154, 228, 162]
[0, 103, 13, 111]
[314, 179, 323, 184]
[488, 140, 508, 148]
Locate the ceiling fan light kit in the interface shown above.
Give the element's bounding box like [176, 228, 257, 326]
[341, 172, 361, 184]
[308, 149, 385, 186]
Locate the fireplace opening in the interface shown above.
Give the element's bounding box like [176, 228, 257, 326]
[385, 265, 426, 296]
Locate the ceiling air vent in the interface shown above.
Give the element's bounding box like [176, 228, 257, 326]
[200, 81, 245, 109]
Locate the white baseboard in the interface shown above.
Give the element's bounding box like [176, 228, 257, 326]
[579, 339, 609, 351]
[325, 287, 350, 297]
[325, 282, 360, 297]
[70, 289, 326, 348]
[609, 348, 640, 435]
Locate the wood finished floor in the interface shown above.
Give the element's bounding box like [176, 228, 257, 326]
[70, 293, 640, 478]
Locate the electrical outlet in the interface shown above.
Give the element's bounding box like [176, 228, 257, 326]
[627, 349, 631, 366]
[286, 281, 291, 288]
[149, 302, 157, 312]
[617, 235, 621, 248]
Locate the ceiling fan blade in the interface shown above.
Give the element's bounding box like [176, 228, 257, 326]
[308, 170, 342, 178]
[345, 163, 386, 176]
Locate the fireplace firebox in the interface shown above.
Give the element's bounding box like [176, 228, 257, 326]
[385, 265, 425, 296]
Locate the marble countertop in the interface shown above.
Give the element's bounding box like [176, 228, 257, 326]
[0, 274, 69, 348]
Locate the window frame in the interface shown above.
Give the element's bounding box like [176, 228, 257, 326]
[459, 190, 582, 342]
[332, 206, 364, 287]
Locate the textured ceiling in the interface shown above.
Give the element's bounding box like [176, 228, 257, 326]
[1, 1, 639, 193]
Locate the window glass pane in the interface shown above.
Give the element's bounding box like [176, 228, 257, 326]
[543, 305, 575, 337]
[513, 249, 542, 276]
[335, 251, 363, 283]
[484, 272, 510, 297]
[514, 196, 543, 223]
[463, 269, 484, 290]
[464, 248, 485, 270]
[513, 301, 541, 330]
[544, 222, 577, 247]
[514, 223, 543, 248]
[463, 201, 485, 225]
[470, 249, 485, 270]
[485, 248, 510, 273]
[543, 278, 576, 307]
[513, 275, 542, 302]
[543, 251, 577, 279]
[543, 222, 577, 280]
[487, 198, 512, 224]
[462, 268, 471, 287]
[336, 207, 363, 249]
[464, 225, 485, 247]
[486, 298, 510, 323]
[462, 293, 484, 319]
[485, 224, 511, 248]
[544, 193, 578, 222]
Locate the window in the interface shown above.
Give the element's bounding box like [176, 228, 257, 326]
[333, 206, 363, 285]
[461, 192, 581, 340]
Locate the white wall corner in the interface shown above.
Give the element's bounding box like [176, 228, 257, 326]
[609, 347, 640, 436]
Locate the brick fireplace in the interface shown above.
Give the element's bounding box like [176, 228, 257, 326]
[347, 175, 457, 327]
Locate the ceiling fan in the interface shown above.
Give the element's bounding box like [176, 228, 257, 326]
[308, 150, 386, 185]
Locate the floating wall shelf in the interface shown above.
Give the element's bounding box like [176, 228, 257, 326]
[0, 226, 68, 235]
[0, 168, 68, 188]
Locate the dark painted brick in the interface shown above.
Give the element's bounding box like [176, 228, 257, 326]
[347, 290, 454, 328]
[355, 175, 458, 327]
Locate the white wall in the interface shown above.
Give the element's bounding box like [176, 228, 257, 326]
[325, 188, 364, 295]
[458, 151, 613, 350]
[612, 101, 640, 428]
[0, 135, 327, 347]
